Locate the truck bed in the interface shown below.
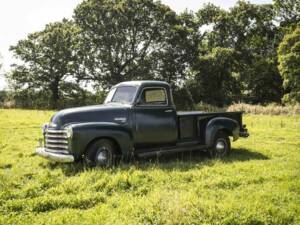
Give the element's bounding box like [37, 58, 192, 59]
[176, 111, 244, 142]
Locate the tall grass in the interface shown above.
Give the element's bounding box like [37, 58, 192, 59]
[195, 103, 300, 115]
[227, 103, 300, 115]
[0, 109, 300, 224]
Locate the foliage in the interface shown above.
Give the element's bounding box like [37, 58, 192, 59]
[193, 103, 300, 115]
[0, 110, 299, 224]
[278, 28, 300, 104]
[227, 103, 300, 115]
[74, 0, 197, 88]
[8, 19, 81, 108]
[6, 0, 300, 108]
[0, 90, 7, 107]
[0, 88, 106, 109]
[189, 47, 241, 107]
[194, 1, 283, 105]
[273, 0, 300, 28]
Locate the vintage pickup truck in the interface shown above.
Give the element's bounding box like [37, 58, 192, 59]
[36, 81, 249, 167]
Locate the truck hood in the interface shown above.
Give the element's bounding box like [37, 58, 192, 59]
[50, 103, 130, 128]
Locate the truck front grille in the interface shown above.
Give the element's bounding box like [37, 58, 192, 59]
[45, 129, 69, 153]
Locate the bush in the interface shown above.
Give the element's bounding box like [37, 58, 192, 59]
[228, 103, 300, 115]
[194, 103, 226, 112]
[0, 89, 107, 110]
[193, 103, 300, 115]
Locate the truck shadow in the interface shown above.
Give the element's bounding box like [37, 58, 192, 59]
[45, 147, 269, 176]
[133, 148, 269, 171]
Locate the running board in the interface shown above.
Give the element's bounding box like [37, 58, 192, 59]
[136, 144, 208, 158]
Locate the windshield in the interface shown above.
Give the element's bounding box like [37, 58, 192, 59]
[104, 86, 137, 104]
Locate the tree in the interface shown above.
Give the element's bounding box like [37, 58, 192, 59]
[278, 27, 300, 104]
[152, 10, 200, 84]
[188, 47, 241, 107]
[74, 0, 195, 89]
[9, 19, 81, 108]
[273, 0, 300, 28]
[195, 1, 283, 104]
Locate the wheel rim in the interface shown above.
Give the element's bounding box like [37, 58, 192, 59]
[215, 139, 227, 156]
[96, 147, 110, 166]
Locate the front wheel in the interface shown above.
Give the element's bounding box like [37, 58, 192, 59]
[209, 131, 231, 158]
[84, 139, 117, 167]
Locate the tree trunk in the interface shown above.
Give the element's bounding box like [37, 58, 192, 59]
[50, 79, 60, 109]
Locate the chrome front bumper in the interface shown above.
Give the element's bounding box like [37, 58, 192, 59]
[36, 147, 74, 163]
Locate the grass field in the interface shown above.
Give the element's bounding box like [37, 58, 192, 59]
[0, 109, 299, 225]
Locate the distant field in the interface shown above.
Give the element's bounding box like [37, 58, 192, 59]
[0, 109, 299, 225]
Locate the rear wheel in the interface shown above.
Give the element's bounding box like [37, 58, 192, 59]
[209, 131, 231, 158]
[84, 139, 117, 167]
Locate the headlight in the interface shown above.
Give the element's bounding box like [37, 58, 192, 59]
[65, 126, 73, 138]
[49, 122, 57, 128]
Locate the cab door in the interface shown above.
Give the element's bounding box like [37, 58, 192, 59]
[133, 87, 177, 148]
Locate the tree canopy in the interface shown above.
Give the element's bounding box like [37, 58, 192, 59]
[278, 27, 300, 104]
[9, 19, 81, 108]
[6, 0, 300, 109]
[74, 0, 195, 88]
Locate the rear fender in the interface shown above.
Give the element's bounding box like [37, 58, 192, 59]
[68, 122, 133, 159]
[205, 117, 239, 147]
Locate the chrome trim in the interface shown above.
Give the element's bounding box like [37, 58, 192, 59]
[47, 130, 67, 134]
[45, 134, 67, 139]
[36, 147, 74, 163]
[114, 117, 127, 123]
[46, 139, 68, 144]
[45, 143, 69, 149]
[45, 149, 70, 154]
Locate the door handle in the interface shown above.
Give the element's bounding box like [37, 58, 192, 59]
[165, 109, 173, 113]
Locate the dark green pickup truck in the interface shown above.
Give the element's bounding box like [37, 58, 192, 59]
[36, 81, 249, 167]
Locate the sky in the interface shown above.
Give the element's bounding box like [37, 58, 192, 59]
[0, 0, 272, 90]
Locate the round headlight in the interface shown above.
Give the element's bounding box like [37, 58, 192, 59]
[65, 126, 73, 138]
[49, 122, 57, 128]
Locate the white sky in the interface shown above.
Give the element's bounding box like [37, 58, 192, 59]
[0, 0, 272, 90]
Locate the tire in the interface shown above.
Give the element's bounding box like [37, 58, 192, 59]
[84, 139, 117, 167]
[209, 131, 231, 158]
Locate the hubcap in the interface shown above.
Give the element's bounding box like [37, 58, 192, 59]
[216, 139, 226, 155]
[96, 148, 109, 165]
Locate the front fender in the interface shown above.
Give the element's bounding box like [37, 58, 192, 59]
[205, 117, 239, 147]
[68, 122, 133, 159]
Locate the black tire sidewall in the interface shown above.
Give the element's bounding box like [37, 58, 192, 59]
[85, 139, 115, 167]
[210, 131, 231, 158]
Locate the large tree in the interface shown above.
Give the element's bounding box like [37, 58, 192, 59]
[278, 27, 300, 104]
[194, 1, 283, 104]
[74, 0, 196, 89]
[188, 47, 241, 107]
[9, 19, 81, 108]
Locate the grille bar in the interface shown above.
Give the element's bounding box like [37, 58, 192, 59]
[45, 128, 69, 152]
[46, 144, 69, 149]
[46, 139, 68, 144]
[47, 130, 67, 134]
[45, 134, 67, 139]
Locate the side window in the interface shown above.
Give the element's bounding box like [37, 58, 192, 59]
[140, 88, 167, 105]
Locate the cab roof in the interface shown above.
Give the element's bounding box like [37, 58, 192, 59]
[115, 80, 170, 88]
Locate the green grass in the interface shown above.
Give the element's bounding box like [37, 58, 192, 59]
[0, 109, 299, 225]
